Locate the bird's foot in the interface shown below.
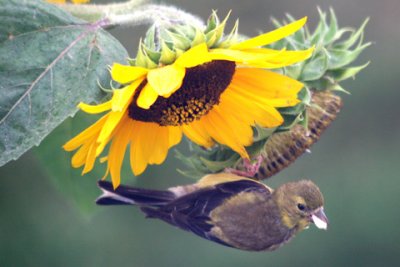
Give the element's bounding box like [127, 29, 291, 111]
[225, 155, 264, 178]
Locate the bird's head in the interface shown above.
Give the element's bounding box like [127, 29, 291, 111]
[274, 180, 328, 231]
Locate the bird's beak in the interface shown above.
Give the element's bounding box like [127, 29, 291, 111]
[311, 207, 329, 230]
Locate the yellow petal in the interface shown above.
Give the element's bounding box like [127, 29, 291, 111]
[111, 63, 148, 84]
[233, 68, 303, 98]
[243, 47, 313, 61]
[168, 126, 183, 147]
[96, 110, 125, 148]
[78, 101, 111, 114]
[201, 110, 250, 159]
[229, 82, 300, 108]
[261, 98, 300, 107]
[182, 121, 214, 148]
[63, 115, 108, 151]
[209, 48, 283, 63]
[230, 17, 307, 50]
[148, 126, 169, 165]
[82, 140, 99, 174]
[175, 43, 211, 67]
[130, 121, 148, 176]
[220, 88, 283, 128]
[137, 83, 158, 109]
[112, 78, 144, 112]
[213, 106, 253, 147]
[71, 138, 93, 168]
[107, 118, 134, 188]
[147, 64, 185, 97]
[240, 47, 314, 68]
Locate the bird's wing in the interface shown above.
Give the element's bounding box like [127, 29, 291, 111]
[141, 179, 271, 247]
[195, 172, 272, 190]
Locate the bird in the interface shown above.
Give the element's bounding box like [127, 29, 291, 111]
[96, 173, 328, 251]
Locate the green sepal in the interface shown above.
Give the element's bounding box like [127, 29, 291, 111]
[328, 62, 370, 81]
[143, 46, 161, 64]
[191, 27, 207, 47]
[135, 42, 148, 67]
[300, 47, 329, 81]
[334, 18, 369, 50]
[327, 43, 370, 69]
[205, 12, 230, 48]
[143, 25, 157, 50]
[165, 30, 192, 51]
[218, 19, 239, 48]
[204, 10, 219, 34]
[159, 40, 177, 65]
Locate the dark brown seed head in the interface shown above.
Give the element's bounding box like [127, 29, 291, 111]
[128, 60, 236, 126]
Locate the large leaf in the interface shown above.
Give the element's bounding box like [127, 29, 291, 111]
[33, 112, 136, 214]
[0, 0, 129, 166]
[33, 113, 105, 214]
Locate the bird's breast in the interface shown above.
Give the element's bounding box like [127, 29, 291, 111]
[209, 192, 293, 251]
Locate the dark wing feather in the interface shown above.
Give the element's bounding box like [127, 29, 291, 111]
[140, 179, 270, 247]
[97, 181, 176, 206]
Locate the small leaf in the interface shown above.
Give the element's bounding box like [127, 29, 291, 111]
[175, 149, 209, 173]
[328, 62, 370, 81]
[334, 18, 370, 50]
[0, 0, 129, 167]
[253, 125, 276, 142]
[199, 155, 237, 173]
[327, 43, 370, 69]
[310, 9, 327, 45]
[324, 8, 338, 45]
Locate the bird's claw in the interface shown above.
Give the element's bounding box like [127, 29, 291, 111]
[225, 155, 264, 178]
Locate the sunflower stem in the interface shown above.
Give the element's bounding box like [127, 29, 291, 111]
[57, 1, 205, 29]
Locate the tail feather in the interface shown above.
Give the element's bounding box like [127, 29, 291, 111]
[96, 181, 176, 206]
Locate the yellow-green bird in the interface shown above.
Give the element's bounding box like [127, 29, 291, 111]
[97, 173, 328, 251]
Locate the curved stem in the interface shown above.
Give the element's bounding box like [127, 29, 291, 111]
[58, 0, 205, 29]
[59, 0, 148, 22]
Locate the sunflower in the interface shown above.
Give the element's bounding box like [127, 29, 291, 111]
[64, 15, 313, 188]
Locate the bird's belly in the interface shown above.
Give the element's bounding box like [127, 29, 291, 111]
[209, 193, 292, 251]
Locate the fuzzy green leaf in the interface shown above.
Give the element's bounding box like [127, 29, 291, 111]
[0, 0, 128, 167]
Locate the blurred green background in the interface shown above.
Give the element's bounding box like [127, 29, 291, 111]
[1, 0, 400, 266]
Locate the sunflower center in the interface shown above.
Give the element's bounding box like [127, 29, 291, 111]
[128, 60, 236, 126]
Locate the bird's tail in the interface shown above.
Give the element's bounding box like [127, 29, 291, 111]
[96, 181, 176, 207]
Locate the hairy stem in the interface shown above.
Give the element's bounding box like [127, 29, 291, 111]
[57, 0, 204, 29]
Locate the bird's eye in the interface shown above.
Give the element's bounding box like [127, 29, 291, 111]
[297, 203, 306, 211]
